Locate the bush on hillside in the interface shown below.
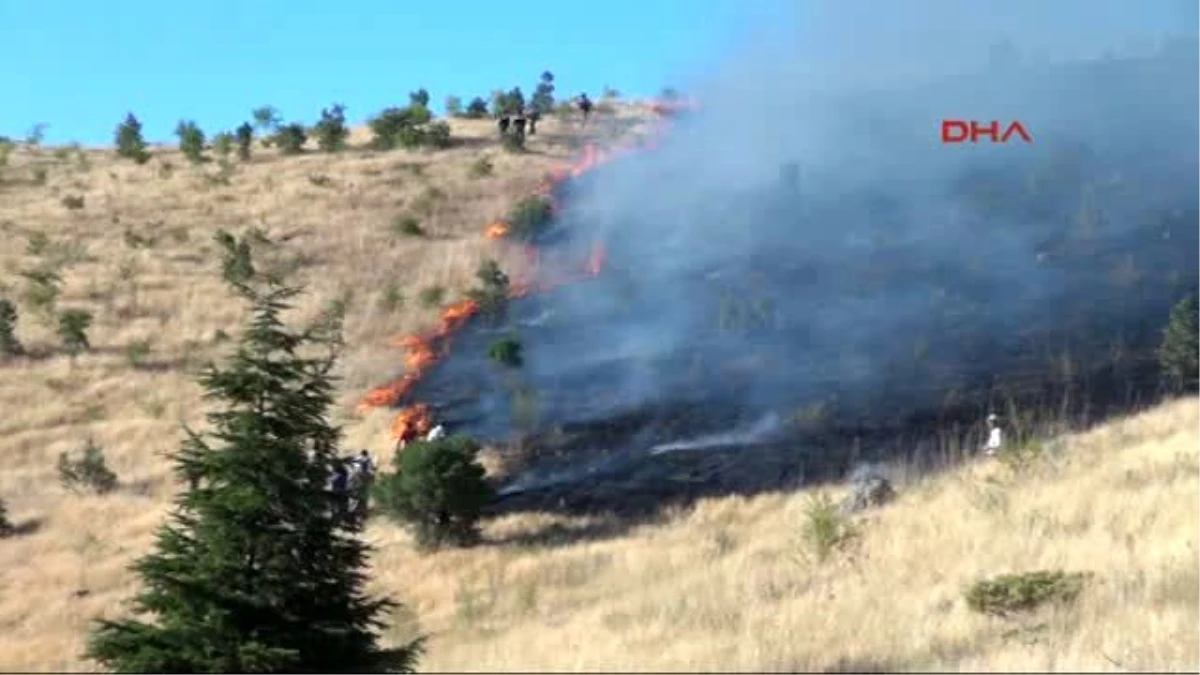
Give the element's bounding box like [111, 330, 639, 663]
[114, 113, 150, 164]
[0, 496, 11, 537]
[58, 438, 118, 495]
[0, 298, 23, 358]
[175, 120, 206, 164]
[466, 259, 510, 318]
[464, 97, 489, 119]
[802, 492, 856, 563]
[507, 195, 554, 241]
[368, 107, 446, 150]
[965, 570, 1091, 616]
[275, 122, 308, 155]
[56, 308, 92, 364]
[444, 95, 463, 117]
[212, 131, 234, 158]
[1159, 294, 1199, 392]
[313, 103, 349, 152]
[374, 435, 494, 550]
[488, 336, 523, 368]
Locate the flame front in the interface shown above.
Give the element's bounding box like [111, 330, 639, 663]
[362, 100, 683, 443]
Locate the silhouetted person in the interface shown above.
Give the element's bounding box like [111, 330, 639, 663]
[331, 464, 350, 521]
[512, 116, 527, 137]
[526, 107, 540, 135]
[498, 116, 511, 136]
[578, 93, 593, 125]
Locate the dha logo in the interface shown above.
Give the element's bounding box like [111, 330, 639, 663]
[941, 120, 1033, 144]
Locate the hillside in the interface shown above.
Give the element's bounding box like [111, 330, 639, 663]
[0, 99, 1196, 672]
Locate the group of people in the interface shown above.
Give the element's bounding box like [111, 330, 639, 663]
[496, 93, 596, 139]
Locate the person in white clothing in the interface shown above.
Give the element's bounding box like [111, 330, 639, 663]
[426, 424, 446, 441]
[984, 413, 1004, 456]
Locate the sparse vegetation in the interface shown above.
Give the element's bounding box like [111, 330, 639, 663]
[445, 95, 463, 117]
[965, 570, 1091, 617]
[61, 194, 85, 210]
[802, 492, 856, 563]
[507, 195, 553, 241]
[275, 122, 308, 155]
[19, 267, 62, 320]
[0, 299, 22, 358]
[468, 155, 493, 178]
[313, 103, 349, 152]
[488, 336, 523, 368]
[124, 338, 152, 368]
[466, 259, 509, 318]
[418, 285, 445, 309]
[374, 434, 493, 550]
[175, 120, 206, 164]
[56, 309, 92, 363]
[57, 438, 118, 495]
[391, 215, 425, 237]
[212, 131, 234, 158]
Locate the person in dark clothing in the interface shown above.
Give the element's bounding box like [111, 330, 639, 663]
[578, 93, 593, 125]
[331, 464, 350, 522]
[498, 116, 511, 136]
[526, 107, 540, 135]
[512, 116, 527, 137]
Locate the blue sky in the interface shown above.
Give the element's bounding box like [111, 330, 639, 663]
[1, 0, 770, 145]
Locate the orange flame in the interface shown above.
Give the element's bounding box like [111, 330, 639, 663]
[485, 221, 511, 239]
[363, 126, 675, 443]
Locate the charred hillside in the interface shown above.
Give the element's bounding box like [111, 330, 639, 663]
[397, 46, 1198, 511]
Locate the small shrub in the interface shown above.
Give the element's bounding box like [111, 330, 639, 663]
[124, 338, 152, 368]
[275, 123, 307, 155]
[58, 438, 119, 495]
[380, 282, 405, 312]
[0, 496, 11, 537]
[465, 97, 489, 119]
[19, 268, 62, 318]
[61, 194, 86, 210]
[425, 121, 452, 149]
[468, 156, 493, 178]
[25, 123, 48, 147]
[373, 435, 494, 550]
[175, 120, 206, 163]
[307, 172, 333, 188]
[507, 196, 553, 241]
[369, 107, 427, 150]
[418, 286, 445, 309]
[466, 259, 509, 317]
[803, 492, 855, 563]
[390, 215, 424, 237]
[56, 309, 93, 362]
[313, 103, 349, 152]
[212, 131, 235, 158]
[252, 105, 281, 136]
[0, 299, 23, 358]
[444, 95, 463, 117]
[31, 167, 48, 185]
[26, 232, 50, 256]
[488, 336, 522, 368]
[214, 230, 255, 285]
[965, 570, 1091, 617]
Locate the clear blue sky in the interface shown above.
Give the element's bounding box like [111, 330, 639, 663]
[1, 0, 768, 145]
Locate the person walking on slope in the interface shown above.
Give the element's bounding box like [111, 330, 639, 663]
[577, 93, 593, 126]
[983, 413, 1004, 456]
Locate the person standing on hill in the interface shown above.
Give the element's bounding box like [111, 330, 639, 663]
[578, 93, 593, 125]
[984, 413, 1004, 456]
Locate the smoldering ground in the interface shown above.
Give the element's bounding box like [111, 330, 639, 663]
[408, 2, 1198, 504]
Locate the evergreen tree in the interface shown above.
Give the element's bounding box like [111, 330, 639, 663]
[85, 261, 422, 673]
[1160, 293, 1199, 392]
[313, 104, 349, 153]
[464, 97, 489, 119]
[175, 120, 206, 164]
[531, 71, 555, 114]
[115, 113, 150, 164]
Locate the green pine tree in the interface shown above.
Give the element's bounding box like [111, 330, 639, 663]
[1159, 293, 1199, 392]
[85, 270, 422, 673]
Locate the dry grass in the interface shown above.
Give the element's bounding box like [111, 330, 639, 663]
[0, 105, 1196, 672]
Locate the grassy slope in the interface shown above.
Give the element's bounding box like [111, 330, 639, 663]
[0, 106, 1196, 672]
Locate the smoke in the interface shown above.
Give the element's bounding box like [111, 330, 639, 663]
[648, 413, 783, 455]
[418, 1, 1198, 446]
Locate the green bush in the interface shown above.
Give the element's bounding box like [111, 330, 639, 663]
[488, 336, 523, 368]
[391, 215, 424, 237]
[114, 113, 150, 164]
[0, 496, 11, 537]
[275, 122, 307, 155]
[418, 285, 445, 309]
[58, 438, 118, 494]
[313, 103, 349, 152]
[965, 570, 1091, 616]
[1159, 294, 1198, 392]
[374, 435, 494, 550]
[0, 298, 23, 358]
[465, 97, 489, 119]
[466, 259, 510, 318]
[425, 121, 452, 149]
[507, 196, 554, 241]
[212, 132, 234, 158]
[803, 492, 856, 563]
[56, 308, 92, 362]
[175, 120, 206, 163]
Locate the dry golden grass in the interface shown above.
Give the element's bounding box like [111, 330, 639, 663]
[0, 105, 1197, 672]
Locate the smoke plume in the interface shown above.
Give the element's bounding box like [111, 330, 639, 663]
[416, 0, 1198, 450]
